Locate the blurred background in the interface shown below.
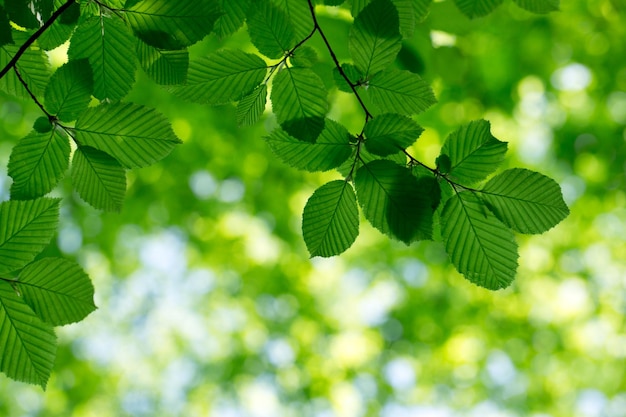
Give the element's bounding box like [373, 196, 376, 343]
[0, 0, 625, 416]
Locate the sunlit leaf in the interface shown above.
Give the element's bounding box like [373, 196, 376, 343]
[136, 40, 188, 85]
[367, 69, 436, 116]
[237, 84, 267, 127]
[290, 45, 317, 68]
[72, 147, 126, 212]
[364, 113, 423, 156]
[0, 32, 50, 99]
[247, 1, 296, 59]
[512, 0, 559, 13]
[453, 0, 504, 18]
[44, 59, 93, 121]
[214, 0, 251, 38]
[413, 0, 433, 21]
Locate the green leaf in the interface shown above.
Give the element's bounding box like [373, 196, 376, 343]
[453, 0, 504, 18]
[349, 0, 402, 77]
[480, 168, 569, 234]
[332, 63, 362, 92]
[75, 102, 181, 169]
[271, 67, 328, 142]
[0, 5, 13, 47]
[17, 258, 96, 326]
[290, 45, 317, 68]
[38, 0, 80, 50]
[5, 0, 43, 29]
[44, 60, 93, 122]
[367, 69, 436, 116]
[72, 147, 126, 212]
[265, 119, 352, 172]
[214, 0, 251, 38]
[0, 198, 60, 275]
[392, 0, 416, 38]
[512, 0, 559, 13]
[413, 0, 433, 21]
[276, 0, 313, 40]
[136, 40, 188, 85]
[68, 16, 137, 101]
[440, 120, 507, 185]
[236, 84, 267, 127]
[170, 50, 267, 105]
[435, 154, 451, 174]
[364, 113, 423, 156]
[8, 130, 70, 200]
[33, 117, 52, 133]
[0, 32, 50, 99]
[247, 2, 296, 59]
[124, 0, 221, 49]
[355, 160, 432, 244]
[441, 192, 518, 290]
[351, 0, 370, 16]
[303, 180, 359, 257]
[0, 281, 56, 389]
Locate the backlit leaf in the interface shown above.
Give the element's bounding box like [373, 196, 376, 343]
[214, 0, 251, 38]
[72, 147, 126, 212]
[453, 0, 504, 18]
[237, 84, 267, 127]
[367, 69, 436, 116]
[0, 32, 50, 99]
[44, 59, 93, 121]
[247, 1, 296, 59]
[137, 40, 188, 85]
[364, 113, 423, 156]
[512, 0, 559, 13]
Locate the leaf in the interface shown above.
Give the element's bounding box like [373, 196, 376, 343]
[68, 16, 137, 101]
[247, 1, 296, 59]
[392, 0, 416, 38]
[441, 192, 518, 290]
[214, 0, 251, 38]
[265, 119, 352, 172]
[124, 0, 221, 49]
[5, 0, 45, 29]
[136, 40, 188, 85]
[270, 67, 328, 142]
[17, 258, 96, 326]
[303, 180, 359, 257]
[290, 45, 317, 68]
[44, 60, 93, 122]
[355, 160, 432, 244]
[38, 0, 80, 50]
[480, 168, 569, 234]
[75, 102, 181, 169]
[413, 0, 433, 21]
[364, 113, 423, 156]
[440, 120, 507, 185]
[236, 84, 267, 127]
[170, 50, 267, 105]
[0, 198, 60, 275]
[332, 63, 362, 92]
[512, 0, 559, 13]
[0, 5, 13, 47]
[8, 130, 70, 200]
[0, 281, 56, 389]
[0, 33, 50, 99]
[453, 0, 504, 18]
[72, 147, 126, 212]
[349, 0, 402, 77]
[367, 69, 436, 116]
[276, 0, 313, 40]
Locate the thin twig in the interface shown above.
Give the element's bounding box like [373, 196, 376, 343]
[13, 66, 52, 118]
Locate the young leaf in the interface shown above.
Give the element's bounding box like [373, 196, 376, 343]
[237, 84, 267, 127]
[303, 180, 359, 257]
[68, 16, 137, 101]
[364, 113, 424, 156]
[125, 0, 221, 49]
[290, 46, 318, 68]
[512, 0, 559, 13]
[480, 168, 569, 234]
[44, 59, 93, 121]
[0, 281, 56, 389]
[75, 102, 181, 169]
[136, 41, 189, 85]
[441, 192, 518, 290]
[247, 2, 296, 59]
[271, 67, 328, 142]
[17, 258, 96, 326]
[72, 147, 126, 212]
[0, 198, 60, 275]
[440, 120, 507, 185]
[355, 160, 432, 244]
[366, 69, 436, 116]
[265, 119, 352, 172]
[214, 0, 251, 38]
[349, 0, 402, 77]
[170, 50, 267, 105]
[453, 0, 504, 18]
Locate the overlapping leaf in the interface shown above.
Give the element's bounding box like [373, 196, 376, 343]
[364, 113, 423, 156]
[276, 0, 313, 40]
[303, 180, 359, 257]
[441, 192, 518, 290]
[512, 0, 559, 13]
[75, 103, 181, 169]
[0, 33, 50, 99]
[37, 0, 80, 50]
[367, 69, 436, 116]
[0, 282, 56, 388]
[481, 168, 569, 234]
[392, 0, 416, 38]
[0, 198, 60, 275]
[454, 0, 504, 18]
[214, 0, 251, 38]
[237, 84, 267, 127]
[413, 0, 433, 21]
[44, 59, 93, 121]
[72, 147, 126, 212]
[0, 5, 14, 47]
[247, 2, 296, 59]
[136, 41, 188, 85]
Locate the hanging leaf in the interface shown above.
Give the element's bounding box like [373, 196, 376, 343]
[303, 180, 359, 257]
[480, 168, 569, 234]
[214, 0, 251, 38]
[392, 0, 416, 38]
[366, 69, 436, 116]
[0, 281, 56, 389]
[136, 41, 189, 85]
[38, 0, 80, 50]
[441, 192, 518, 290]
[453, 0, 504, 18]
[75, 102, 181, 169]
[440, 119, 507, 185]
[364, 113, 424, 156]
[333, 64, 363, 93]
[247, 1, 296, 59]
[413, 0, 433, 21]
[72, 147, 126, 212]
[277, 0, 313, 40]
[237, 84, 267, 127]
[0, 32, 50, 99]
[0, 5, 13, 47]
[44, 59, 93, 121]
[512, 0, 559, 13]
[290, 45, 318, 68]
[0, 198, 60, 275]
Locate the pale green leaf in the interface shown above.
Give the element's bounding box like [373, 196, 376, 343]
[8, 130, 70, 200]
[136, 40, 188, 85]
[364, 113, 423, 156]
[265, 119, 352, 172]
[214, 0, 251, 38]
[480, 168, 569, 234]
[303, 180, 359, 257]
[72, 147, 126, 212]
[290, 45, 317, 68]
[453, 0, 504, 18]
[0, 198, 60, 275]
[512, 0, 559, 13]
[75, 102, 181, 169]
[170, 50, 267, 105]
[44, 59, 93, 121]
[441, 192, 518, 290]
[236, 84, 267, 127]
[0, 281, 56, 389]
[275, 0, 313, 40]
[367, 69, 436, 116]
[18, 258, 96, 326]
[440, 120, 507, 185]
[247, 2, 296, 59]
[349, 0, 402, 77]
